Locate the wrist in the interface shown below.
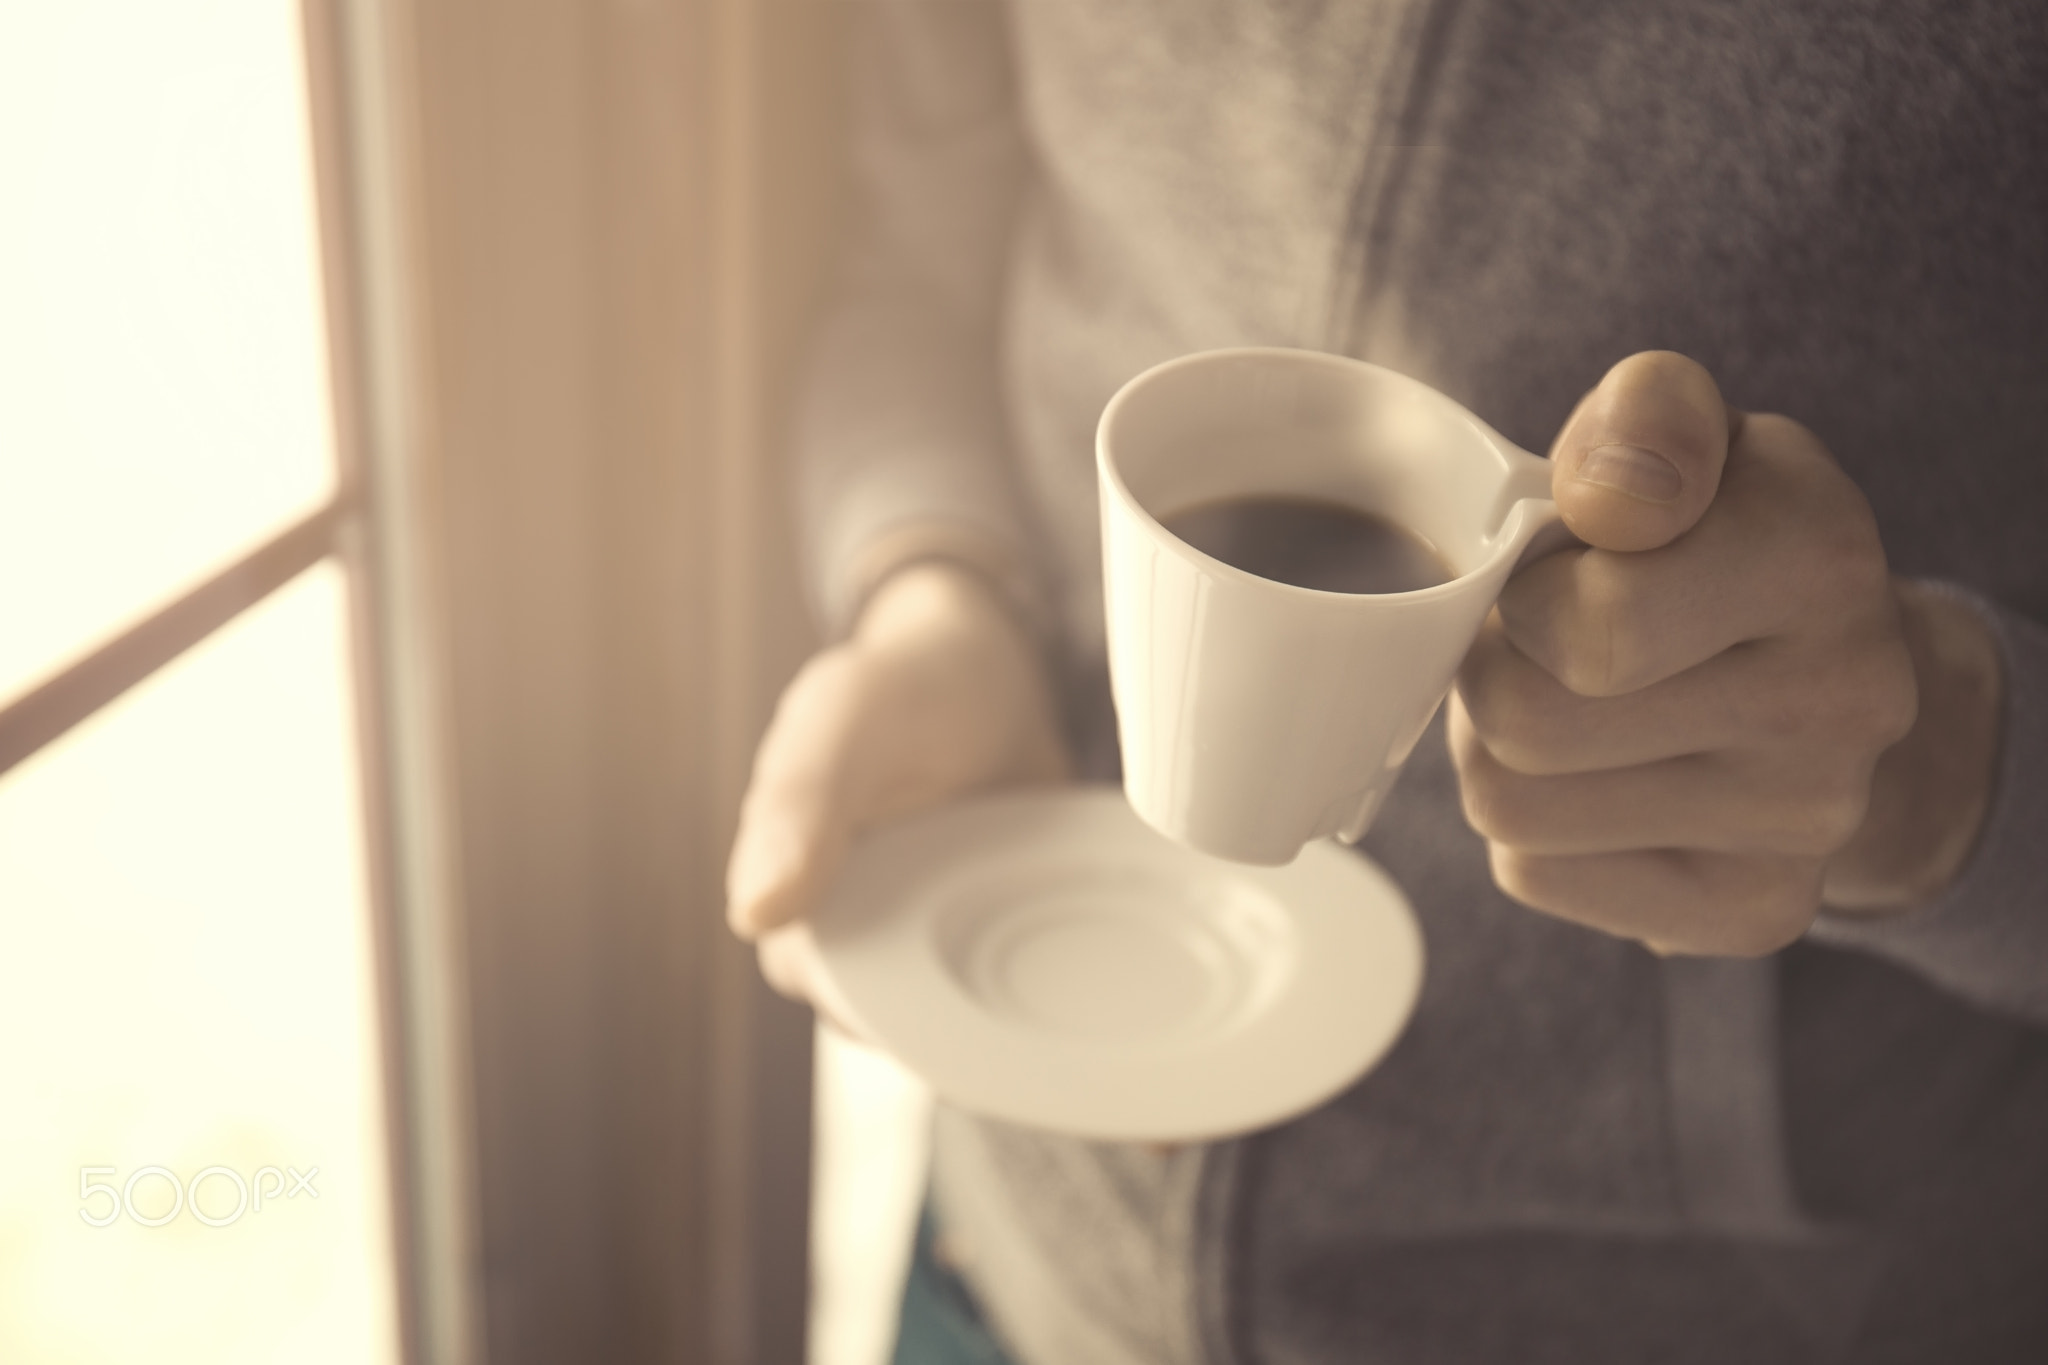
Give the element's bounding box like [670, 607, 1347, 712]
[1823, 580, 2004, 914]
[855, 559, 1032, 654]
[843, 520, 1051, 647]
[849, 559, 1074, 790]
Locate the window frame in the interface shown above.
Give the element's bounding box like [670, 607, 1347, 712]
[0, 1, 839, 1361]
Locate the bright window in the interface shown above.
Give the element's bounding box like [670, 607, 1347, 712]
[0, 566, 396, 1363]
[0, 0, 337, 708]
[0, 1, 398, 1360]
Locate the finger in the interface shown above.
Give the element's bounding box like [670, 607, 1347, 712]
[1457, 611, 1731, 773]
[1488, 844, 1823, 957]
[1456, 612, 1912, 776]
[1550, 351, 1733, 552]
[1448, 693, 1873, 859]
[1506, 413, 1890, 695]
[757, 923, 878, 1045]
[726, 651, 864, 939]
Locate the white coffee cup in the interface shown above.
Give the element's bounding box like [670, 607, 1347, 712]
[1097, 347, 1574, 866]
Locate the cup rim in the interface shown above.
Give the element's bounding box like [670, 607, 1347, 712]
[1096, 347, 1537, 603]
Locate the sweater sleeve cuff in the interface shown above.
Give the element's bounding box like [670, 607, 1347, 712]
[1810, 587, 2048, 1025]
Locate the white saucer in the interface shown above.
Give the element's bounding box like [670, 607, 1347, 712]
[809, 786, 1424, 1142]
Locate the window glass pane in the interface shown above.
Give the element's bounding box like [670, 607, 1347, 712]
[0, 0, 337, 708]
[0, 563, 397, 1365]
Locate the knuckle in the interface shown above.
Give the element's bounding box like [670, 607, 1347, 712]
[1458, 674, 1568, 774]
[1744, 414, 1844, 491]
[1751, 682, 1820, 745]
[1741, 411, 1823, 461]
[1458, 765, 1535, 846]
[1492, 732, 1571, 778]
[1457, 769, 1507, 841]
[1485, 843, 1552, 913]
[755, 936, 806, 997]
[1552, 651, 1618, 699]
[1811, 638, 1919, 751]
[1719, 861, 1822, 956]
[1811, 788, 1873, 854]
[1767, 788, 1870, 857]
[1860, 646, 1920, 748]
[1744, 415, 1892, 608]
[1721, 917, 1806, 959]
[1750, 631, 1916, 762]
[1454, 659, 1513, 736]
[1805, 534, 1891, 616]
[1783, 483, 1888, 597]
[1717, 909, 1808, 958]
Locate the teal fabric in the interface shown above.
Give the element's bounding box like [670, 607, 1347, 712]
[891, 1205, 1020, 1365]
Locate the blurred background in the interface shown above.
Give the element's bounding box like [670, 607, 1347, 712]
[0, 1, 921, 1362]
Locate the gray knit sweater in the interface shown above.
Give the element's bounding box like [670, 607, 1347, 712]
[794, 3, 2048, 1361]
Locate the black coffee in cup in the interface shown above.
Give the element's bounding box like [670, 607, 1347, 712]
[1161, 495, 1452, 595]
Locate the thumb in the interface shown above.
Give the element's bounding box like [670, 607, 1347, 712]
[725, 651, 863, 940]
[1550, 351, 1735, 552]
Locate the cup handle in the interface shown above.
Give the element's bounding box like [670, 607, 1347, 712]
[1493, 446, 1581, 573]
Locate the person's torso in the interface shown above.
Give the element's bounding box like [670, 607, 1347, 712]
[937, 4, 2048, 1362]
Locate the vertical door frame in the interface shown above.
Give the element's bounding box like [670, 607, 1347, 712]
[303, 1, 843, 1361]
